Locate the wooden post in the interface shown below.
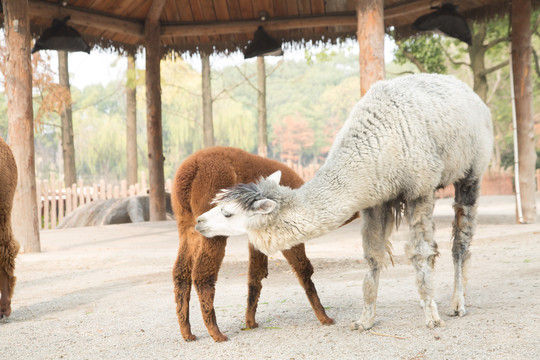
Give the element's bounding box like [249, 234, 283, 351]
[511, 0, 537, 223]
[126, 53, 138, 186]
[3, 0, 40, 251]
[257, 56, 268, 157]
[145, 0, 166, 221]
[201, 52, 215, 148]
[356, 0, 385, 96]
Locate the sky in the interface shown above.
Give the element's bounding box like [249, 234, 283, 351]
[44, 36, 397, 90]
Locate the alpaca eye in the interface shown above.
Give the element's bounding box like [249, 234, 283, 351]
[221, 209, 232, 218]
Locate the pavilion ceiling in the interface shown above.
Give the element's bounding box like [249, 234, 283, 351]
[8, 0, 540, 54]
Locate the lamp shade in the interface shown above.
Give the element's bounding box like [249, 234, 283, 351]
[243, 26, 283, 59]
[413, 3, 472, 46]
[32, 17, 91, 54]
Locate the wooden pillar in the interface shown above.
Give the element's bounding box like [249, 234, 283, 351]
[201, 52, 214, 148]
[356, 0, 385, 96]
[126, 53, 138, 186]
[511, 0, 537, 223]
[145, 0, 166, 221]
[257, 56, 268, 158]
[3, 0, 40, 252]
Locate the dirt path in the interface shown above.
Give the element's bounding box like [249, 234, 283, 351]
[1, 196, 539, 359]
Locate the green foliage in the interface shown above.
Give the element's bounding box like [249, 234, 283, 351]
[393, 34, 447, 73]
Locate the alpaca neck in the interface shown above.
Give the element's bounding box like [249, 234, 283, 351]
[248, 165, 369, 255]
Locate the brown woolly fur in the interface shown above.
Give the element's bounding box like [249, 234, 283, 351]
[0, 137, 19, 319]
[171, 146, 334, 342]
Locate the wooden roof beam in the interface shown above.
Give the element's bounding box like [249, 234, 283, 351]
[27, 0, 144, 39]
[146, 0, 167, 22]
[384, 0, 432, 20]
[25, 0, 438, 41]
[161, 14, 358, 37]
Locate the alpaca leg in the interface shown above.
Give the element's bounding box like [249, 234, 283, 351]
[172, 238, 195, 341]
[282, 244, 334, 325]
[245, 243, 268, 329]
[405, 195, 444, 329]
[0, 268, 12, 319]
[451, 177, 479, 317]
[351, 204, 394, 331]
[193, 236, 228, 342]
[0, 229, 19, 319]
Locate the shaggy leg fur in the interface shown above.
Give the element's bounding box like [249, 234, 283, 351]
[192, 236, 228, 342]
[451, 176, 479, 317]
[172, 230, 196, 341]
[405, 195, 444, 329]
[245, 243, 268, 329]
[282, 244, 334, 325]
[0, 236, 19, 318]
[351, 203, 395, 331]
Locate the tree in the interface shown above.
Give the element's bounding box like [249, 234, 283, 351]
[272, 114, 314, 164]
[257, 56, 268, 157]
[58, 51, 77, 188]
[201, 52, 214, 148]
[126, 53, 138, 186]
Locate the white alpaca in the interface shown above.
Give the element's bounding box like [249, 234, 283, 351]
[196, 73, 494, 330]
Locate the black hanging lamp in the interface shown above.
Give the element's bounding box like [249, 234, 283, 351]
[412, 3, 472, 46]
[32, 16, 91, 54]
[243, 26, 283, 59]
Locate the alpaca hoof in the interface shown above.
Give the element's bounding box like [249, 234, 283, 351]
[450, 307, 467, 317]
[350, 320, 372, 331]
[245, 320, 259, 329]
[183, 334, 197, 342]
[320, 317, 335, 325]
[212, 333, 228, 342]
[426, 319, 445, 329]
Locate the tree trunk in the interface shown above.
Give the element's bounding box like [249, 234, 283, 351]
[511, 0, 537, 223]
[126, 53, 138, 186]
[58, 50, 77, 188]
[201, 52, 214, 148]
[3, 0, 40, 252]
[468, 22, 489, 102]
[145, 18, 166, 221]
[257, 56, 268, 158]
[356, 0, 385, 96]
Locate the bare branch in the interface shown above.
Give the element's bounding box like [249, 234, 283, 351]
[532, 47, 540, 78]
[233, 62, 258, 92]
[386, 70, 417, 76]
[485, 36, 509, 50]
[402, 51, 427, 73]
[441, 46, 470, 68]
[480, 60, 509, 76]
[486, 69, 502, 105]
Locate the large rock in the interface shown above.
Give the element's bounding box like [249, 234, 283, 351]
[57, 194, 174, 229]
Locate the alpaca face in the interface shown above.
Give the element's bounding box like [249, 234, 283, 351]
[195, 172, 282, 238]
[195, 202, 250, 237]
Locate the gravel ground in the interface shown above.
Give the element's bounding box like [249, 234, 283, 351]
[1, 195, 539, 359]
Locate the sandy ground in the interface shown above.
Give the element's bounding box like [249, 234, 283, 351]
[1, 195, 539, 359]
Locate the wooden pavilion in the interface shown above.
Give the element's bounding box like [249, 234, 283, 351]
[2, 0, 538, 252]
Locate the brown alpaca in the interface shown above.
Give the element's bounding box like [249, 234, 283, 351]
[172, 147, 334, 342]
[0, 137, 20, 319]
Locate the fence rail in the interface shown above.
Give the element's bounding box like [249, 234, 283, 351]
[37, 167, 540, 230]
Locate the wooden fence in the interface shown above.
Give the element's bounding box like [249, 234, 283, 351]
[37, 167, 540, 230]
[37, 172, 173, 230]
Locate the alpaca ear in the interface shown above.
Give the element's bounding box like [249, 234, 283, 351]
[267, 171, 281, 184]
[252, 199, 277, 214]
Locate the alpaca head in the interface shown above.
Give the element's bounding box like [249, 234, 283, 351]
[195, 171, 283, 239]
